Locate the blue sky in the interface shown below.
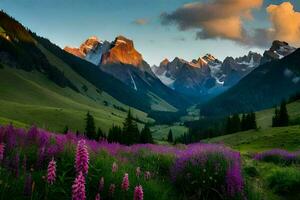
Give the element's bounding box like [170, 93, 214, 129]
[1, 0, 300, 65]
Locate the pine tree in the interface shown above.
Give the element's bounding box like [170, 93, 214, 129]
[225, 116, 232, 134]
[250, 112, 257, 129]
[108, 125, 122, 143]
[85, 111, 96, 140]
[63, 125, 69, 134]
[123, 109, 140, 145]
[167, 129, 173, 143]
[97, 127, 105, 141]
[272, 102, 289, 127]
[140, 124, 153, 144]
[272, 107, 279, 127]
[231, 114, 241, 133]
[241, 114, 247, 131]
[279, 101, 289, 126]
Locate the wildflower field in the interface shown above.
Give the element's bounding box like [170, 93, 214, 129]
[0, 124, 299, 200]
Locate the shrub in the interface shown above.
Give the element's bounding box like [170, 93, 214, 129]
[267, 168, 300, 196]
[171, 144, 244, 199]
[244, 166, 259, 177]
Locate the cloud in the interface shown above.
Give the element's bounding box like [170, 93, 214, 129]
[160, 1, 300, 48]
[266, 2, 300, 46]
[161, 0, 263, 42]
[133, 18, 149, 25]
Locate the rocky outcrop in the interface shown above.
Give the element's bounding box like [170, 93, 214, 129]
[261, 40, 296, 64]
[101, 36, 143, 67]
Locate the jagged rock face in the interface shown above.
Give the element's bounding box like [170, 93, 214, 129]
[152, 56, 215, 96]
[101, 36, 143, 67]
[64, 36, 110, 65]
[261, 40, 296, 64]
[153, 52, 263, 96]
[221, 52, 262, 86]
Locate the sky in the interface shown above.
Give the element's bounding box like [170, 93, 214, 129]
[1, 0, 300, 65]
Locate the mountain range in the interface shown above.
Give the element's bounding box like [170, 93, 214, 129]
[201, 41, 299, 116]
[1, 10, 300, 127]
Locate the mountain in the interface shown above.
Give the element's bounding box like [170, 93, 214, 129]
[64, 36, 111, 65]
[220, 51, 262, 86]
[201, 43, 300, 116]
[152, 52, 261, 97]
[260, 40, 296, 64]
[65, 36, 191, 110]
[0, 11, 192, 132]
[152, 56, 215, 96]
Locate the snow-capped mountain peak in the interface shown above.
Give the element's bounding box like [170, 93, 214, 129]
[261, 40, 296, 64]
[64, 36, 111, 65]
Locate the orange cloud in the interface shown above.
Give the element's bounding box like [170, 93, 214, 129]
[161, 0, 263, 41]
[266, 2, 300, 46]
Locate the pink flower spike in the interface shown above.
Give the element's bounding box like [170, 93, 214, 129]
[109, 184, 116, 196]
[47, 158, 56, 184]
[0, 143, 5, 162]
[136, 167, 141, 177]
[95, 193, 100, 200]
[144, 171, 151, 180]
[134, 185, 144, 200]
[72, 171, 86, 200]
[112, 162, 118, 173]
[98, 177, 104, 192]
[121, 173, 130, 191]
[75, 140, 89, 176]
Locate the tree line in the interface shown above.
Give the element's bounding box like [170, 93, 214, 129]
[64, 110, 154, 145]
[225, 112, 257, 134]
[175, 112, 257, 144]
[272, 101, 289, 127]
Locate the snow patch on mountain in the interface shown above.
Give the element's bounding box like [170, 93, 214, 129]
[156, 71, 175, 87]
[129, 72, 138, 91]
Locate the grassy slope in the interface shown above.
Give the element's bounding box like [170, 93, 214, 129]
[256, 100, 300, 129]
[0, 66, 152, 133]
[204, 125, 300, 153]
[205, 125, 300, 200]
[151, 124, 188, 140]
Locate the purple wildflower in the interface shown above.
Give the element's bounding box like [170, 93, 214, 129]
[109, 184, 116, 197]
[24, 173, 33, 196]
[112, 161, 118, 173]
[121, 173, 130, 191]
[72, 171, 86, 200]
[47, 158, 56, 185]
[0, 143, 5, 162]
[144, 171, 151, 180]
[75, 140, 89, 175]
[98, 177, 104, 192]
[136, 167, 141, 177]
[226, 161, 243, 196]
[134, 185, 144, 200]
[95, 193, 100, 200]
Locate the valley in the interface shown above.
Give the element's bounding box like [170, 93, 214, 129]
[0, 2, 300, 199]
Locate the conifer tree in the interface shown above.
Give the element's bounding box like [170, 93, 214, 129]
[123, 109, 140, 145]
[225, 116, 232, 134]
[272, 102, 289, 127]
[250, 112, 257, 129]
[279, 101, 289, 126]
[140, 124, 153, 144]
[107, 125, 122, 143]
[231, 114, 241, 133]
[85, 112, 96, 140]
[241, 114, 247, 131]
[97, 127, 105, 140]
[167, 129, 173, 143]
[272, 107, 279, 127]
[63, 125, 69, 134]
